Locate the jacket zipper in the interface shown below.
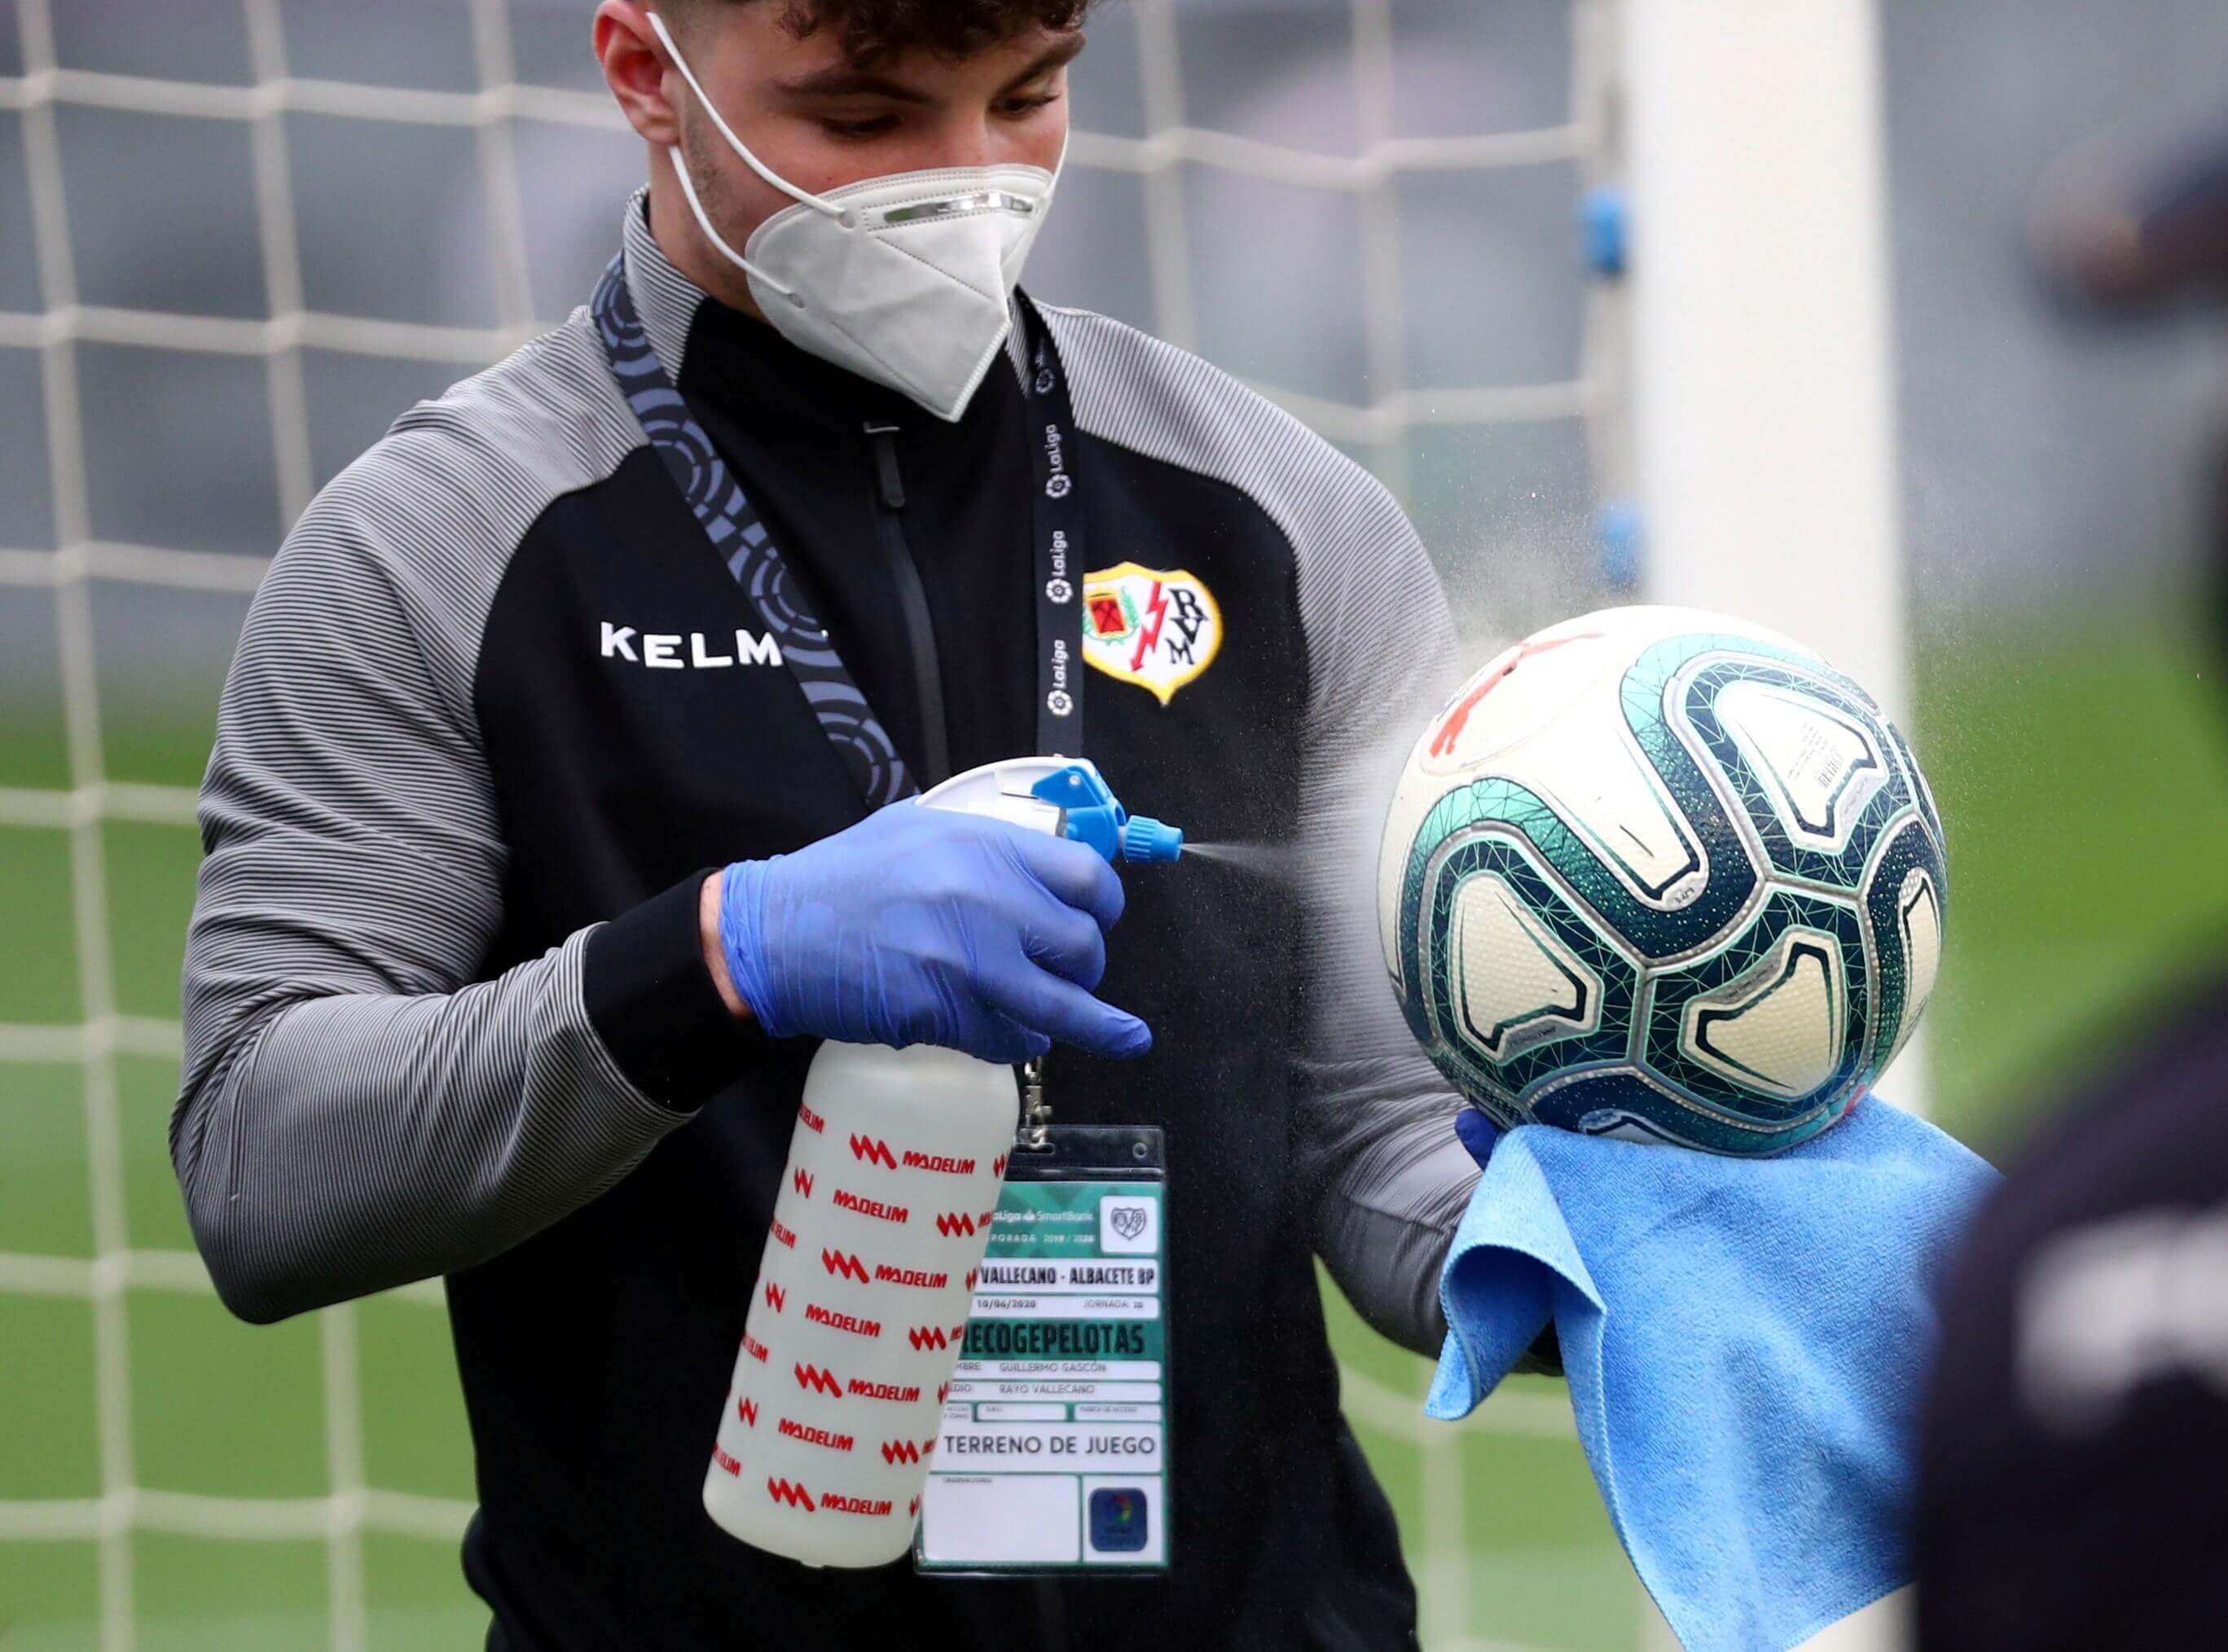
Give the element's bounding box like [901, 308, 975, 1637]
[863, 421, 952, 789]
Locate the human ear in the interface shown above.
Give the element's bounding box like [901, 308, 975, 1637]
[595, 1, 682, 147]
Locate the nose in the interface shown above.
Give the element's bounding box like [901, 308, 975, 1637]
[933, 114, 995, 170]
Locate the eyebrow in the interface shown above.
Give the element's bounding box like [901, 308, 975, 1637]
[776, 34, 1085, 104]
[1001, 34, 1087, 94]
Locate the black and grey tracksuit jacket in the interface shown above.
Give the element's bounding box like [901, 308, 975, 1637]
[177, 196, 1478, 1650]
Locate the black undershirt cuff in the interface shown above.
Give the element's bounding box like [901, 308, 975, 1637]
[583, 868, 765, 1113]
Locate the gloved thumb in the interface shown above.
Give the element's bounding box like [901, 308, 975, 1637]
[1453, 1106, 1500, 1169]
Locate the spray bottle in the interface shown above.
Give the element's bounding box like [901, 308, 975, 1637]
[704, 757, 1182, 1566]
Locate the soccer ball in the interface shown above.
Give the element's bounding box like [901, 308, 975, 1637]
[1378, 606, 1946, 1156]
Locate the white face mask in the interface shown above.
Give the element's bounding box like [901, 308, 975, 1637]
[649, 11, 1061, 422]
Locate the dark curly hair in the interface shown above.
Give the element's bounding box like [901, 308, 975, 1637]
[669, 0, 1096, 64]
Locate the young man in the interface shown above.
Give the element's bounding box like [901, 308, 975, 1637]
[176, 2, 1480, 1645]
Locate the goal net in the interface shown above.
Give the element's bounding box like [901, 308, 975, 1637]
[0, 1, 1631, 1646]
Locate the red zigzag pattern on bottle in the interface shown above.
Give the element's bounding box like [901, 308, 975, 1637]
[767, 1477, 815, 1510]
[850, 1134, 898, 1169]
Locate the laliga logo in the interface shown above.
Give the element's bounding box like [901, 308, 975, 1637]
[1046, 577, 1073, 604]
[1043, 422, 1071, 499]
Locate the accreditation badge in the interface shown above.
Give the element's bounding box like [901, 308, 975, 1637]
[914, 1125, 1171, 1575]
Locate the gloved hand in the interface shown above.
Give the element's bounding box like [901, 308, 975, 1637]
[718, 799, 1152, 1064]
[1453, 1106, 1501, 1167]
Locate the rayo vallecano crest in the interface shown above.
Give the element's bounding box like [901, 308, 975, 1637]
[1081, 563, 1222, 706]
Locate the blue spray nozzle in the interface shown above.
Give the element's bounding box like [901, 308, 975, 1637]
[1027, 760, 1183, 867]
[1120, 817, 1184, 863]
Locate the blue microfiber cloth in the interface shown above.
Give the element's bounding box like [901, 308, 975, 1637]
[1427, 1098, 1997, 1652]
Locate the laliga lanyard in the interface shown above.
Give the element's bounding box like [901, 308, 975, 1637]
[589, 254, 1087, 806]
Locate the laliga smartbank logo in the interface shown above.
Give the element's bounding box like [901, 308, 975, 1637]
[1083, 563, 1221, 705]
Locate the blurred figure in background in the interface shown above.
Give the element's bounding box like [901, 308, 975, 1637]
[1916, 127, 2228, 1650]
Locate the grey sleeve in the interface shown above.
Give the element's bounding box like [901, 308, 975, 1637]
[1288, 474, 1482, 1359]
[175, 371, 699, 1325]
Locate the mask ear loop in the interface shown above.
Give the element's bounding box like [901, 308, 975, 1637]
[666, 147, 803, 305]
[648, 10, 856, 301]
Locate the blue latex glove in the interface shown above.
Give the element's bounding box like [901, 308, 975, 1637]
[1454, 1106, 1499, 1167]
[718, 799, 1152, 1064]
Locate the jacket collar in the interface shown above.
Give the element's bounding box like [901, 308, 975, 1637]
[621, 188, 705, 386]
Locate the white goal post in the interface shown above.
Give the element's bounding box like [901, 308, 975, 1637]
[1625, 3, 1918, 1646]
[1624, 0, 1925, 1114]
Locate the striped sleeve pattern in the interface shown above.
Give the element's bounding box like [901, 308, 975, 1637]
[1044, 305, 1479, 1356]
[176, 314, 688, 1325]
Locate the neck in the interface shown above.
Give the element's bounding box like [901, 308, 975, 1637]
[647, 147, 767, 325]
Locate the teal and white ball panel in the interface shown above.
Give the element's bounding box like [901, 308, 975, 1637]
[1885, 718, 1945, 849]
[1712, 680, 1888, 855]
[1641, 890, 1874, 1149]
[1378, 605, 1949, 1158]
[1858, 813, 1947, 1078]
[1399, 815, 1641, 1126]
[1526, 1068, 1769, 1149]
[1627, 632, 1914, 897]
[1447, 872, 1604, 1061]
[1394, 749, 1757, 977]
